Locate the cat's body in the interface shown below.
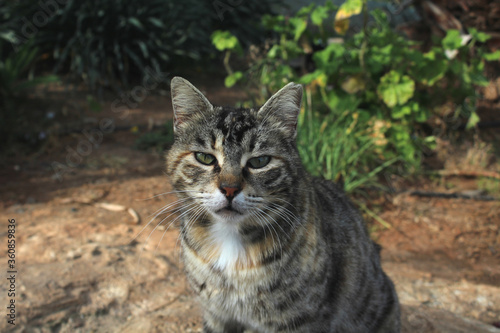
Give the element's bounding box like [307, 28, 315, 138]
[166, 77, 400, 333]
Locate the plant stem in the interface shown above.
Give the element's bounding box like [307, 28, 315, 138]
[223, 50, 233, 76]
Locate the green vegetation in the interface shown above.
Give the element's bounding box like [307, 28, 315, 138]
[1, 0, 285, 151]
[8, 0, 284, 90]
[134, 121, 174, 153]
[212, 0, 499, 193]
[0, 3, 58, 151]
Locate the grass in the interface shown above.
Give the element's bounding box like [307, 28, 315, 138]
[297, 106, 398, 194]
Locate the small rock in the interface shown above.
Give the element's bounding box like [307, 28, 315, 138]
[92, 247, 102, 256]
[15, 206, 26, 214]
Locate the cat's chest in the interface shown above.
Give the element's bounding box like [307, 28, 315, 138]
[207, 221, 247, 271]
[182, 224, 276, 294]
[195, 268, 276, 325]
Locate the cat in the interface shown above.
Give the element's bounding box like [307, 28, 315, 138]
[166, 77, 400, 333]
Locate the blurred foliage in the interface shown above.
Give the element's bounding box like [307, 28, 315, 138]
[0, 2, 58, 152]
[213, 0, 499, 193]
[7, 0, 285, 90]
[1, 0, 284, 152]
[134, 121, 174, 153]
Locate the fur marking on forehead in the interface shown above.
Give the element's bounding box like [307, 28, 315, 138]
[215, 107, 256, 144]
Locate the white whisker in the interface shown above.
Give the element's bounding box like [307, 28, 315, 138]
[140, 202, 197, 252]
[137, 190, 201, 201]
[252, 208, 284, 273]
[130, 197, 192, 243]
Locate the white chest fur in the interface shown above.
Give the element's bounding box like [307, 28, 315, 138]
[208, 221, 246, 271]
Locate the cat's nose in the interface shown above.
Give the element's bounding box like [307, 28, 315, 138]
[220, 186, 241, 200]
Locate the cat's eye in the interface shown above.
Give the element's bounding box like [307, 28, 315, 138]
[195, 152, 216, 165]
[247, 156, 270, 169]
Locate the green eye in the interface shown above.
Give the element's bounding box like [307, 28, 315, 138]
[247, 156, 270, 169]
[195, 152, 216, 165]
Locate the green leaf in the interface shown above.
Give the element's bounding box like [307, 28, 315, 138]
[127, 17, 144, 30]
[415, 106, 430, 122]
[371, 9, 389, 26]
[469, 28, 491, 43]
[311, 6, 328, 26]
[391, 103, 413, 119]
[313, 43, 345, 74]
[336, 0, 363, 19]
[87, 95, 102, 113]
[296, 3, 315, 16]
[411, 56, 448, 86]
[484, 50, 500, 61]
[0, 31, 18, 44]
[442, 29, 462, 50]
[290, 17, 307, 41]
[262, 14, 285, 31]
[334, 0, 363, 34]
[224, 71, 243, 88]
[299, 70, 327, 87]
[341, 74, 365, 93]
[470, 71, 489, 87]
[377, 70, 415, 108]
[14, 75, 59, 91]
[148, 18, 164, 28]
[211, 30, 240, 51]
[267, 45, 280, 58]
[325, 90, 360, 113]
[137, 40, 149, 58]
[367, 45, 393, 73]
[466, 112, 480, 129]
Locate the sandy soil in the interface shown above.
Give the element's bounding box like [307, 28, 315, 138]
[0, 81, 499, 333]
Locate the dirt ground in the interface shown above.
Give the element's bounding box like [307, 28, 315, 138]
[1, 80, 499, 333]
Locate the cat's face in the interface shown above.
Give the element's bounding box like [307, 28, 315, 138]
[166, 77, 303, 227]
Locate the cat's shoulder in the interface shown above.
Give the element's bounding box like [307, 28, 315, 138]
[311, 176, 347, 199]
[310, 176, 360, 215]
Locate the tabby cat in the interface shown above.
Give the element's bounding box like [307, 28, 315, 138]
[166, 77, 400, 333]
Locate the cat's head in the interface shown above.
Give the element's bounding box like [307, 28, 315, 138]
[166, 77, 303, 226]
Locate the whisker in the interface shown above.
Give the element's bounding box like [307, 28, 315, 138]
[175, 206, 207, 257]
[137, 190, 201, 201]
[249, 210, 277, 257]
[130, 198, 192, 243]
[264, 205, 297, 233]
[146, 197, 192, 219]
[253, 208, 284, 273]
[155, 205, 205, 253]
[248, 212, 268, 245]
[140, 202, 198, 252]
[136, 201, 199, 266]
[267, 202, 302, 227]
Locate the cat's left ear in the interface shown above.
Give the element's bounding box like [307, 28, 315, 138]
[258, 82, 303, 137]
[170, 76, 213, 132]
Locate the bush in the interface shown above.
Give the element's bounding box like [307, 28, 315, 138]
[134, 121, 174, 153]
[0, 2, 58, 152]
[8, 0, 285, 90]
[213, 0, 499, 193]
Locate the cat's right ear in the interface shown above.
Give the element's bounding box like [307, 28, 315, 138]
[170, 77, 213, 132]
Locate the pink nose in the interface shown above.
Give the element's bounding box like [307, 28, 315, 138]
[221, 186, 240, 198]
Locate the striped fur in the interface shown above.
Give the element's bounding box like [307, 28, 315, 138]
[166, 77, 400, 333]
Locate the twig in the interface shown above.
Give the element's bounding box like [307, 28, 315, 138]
[410, 190, 498, 201]
[433, 170, 500, 180]
[354, 200, 393, 229]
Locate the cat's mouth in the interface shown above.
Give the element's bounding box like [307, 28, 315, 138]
[216, 205, 243, 217]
